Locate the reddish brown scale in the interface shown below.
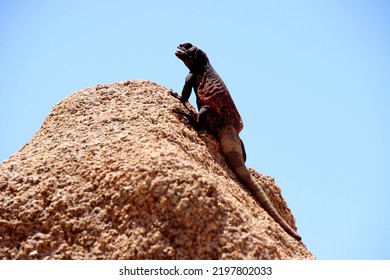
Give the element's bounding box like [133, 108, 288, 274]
[197, 67, 243, 132]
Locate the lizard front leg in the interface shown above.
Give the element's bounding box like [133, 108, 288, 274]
[170, 73, 194, 104]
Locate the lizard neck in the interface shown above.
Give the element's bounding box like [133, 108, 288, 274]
[190, 63, 211, 74]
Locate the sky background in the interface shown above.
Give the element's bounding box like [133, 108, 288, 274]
[1, 0, 389, 260]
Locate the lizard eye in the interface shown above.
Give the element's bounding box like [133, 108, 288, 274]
[182, 43, 193, 50]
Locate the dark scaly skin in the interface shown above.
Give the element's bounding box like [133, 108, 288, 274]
[172, 43, 301, 241]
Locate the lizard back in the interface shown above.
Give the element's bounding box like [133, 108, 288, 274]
[196, 66, 244, 132]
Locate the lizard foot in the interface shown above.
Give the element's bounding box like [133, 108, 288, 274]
[172, 107, 200, 130]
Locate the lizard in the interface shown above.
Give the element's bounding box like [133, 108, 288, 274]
[170, 42, 302, 241]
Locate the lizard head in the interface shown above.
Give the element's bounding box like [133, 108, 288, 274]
[175, 43, 209, 70]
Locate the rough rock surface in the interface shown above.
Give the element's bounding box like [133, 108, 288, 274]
[0, 80, 314, 259]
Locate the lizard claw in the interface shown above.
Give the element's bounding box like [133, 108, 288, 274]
[169, 90, 180, 100]
[172, 107, 187, 116]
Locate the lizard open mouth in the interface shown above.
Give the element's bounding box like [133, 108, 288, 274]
[175, 47, 187, 59]
[175, 45, 187, 54]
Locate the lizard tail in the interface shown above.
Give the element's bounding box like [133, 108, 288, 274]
[219, 128, 302, 241]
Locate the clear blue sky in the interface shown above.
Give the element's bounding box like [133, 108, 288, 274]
[1, 0, 389, 260]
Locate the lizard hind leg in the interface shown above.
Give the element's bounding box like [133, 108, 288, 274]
[172, 108, 200, 130]
[240, 139, 247, 162]
[173, 105, 220, 139]
[197, 105, 220, 139]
